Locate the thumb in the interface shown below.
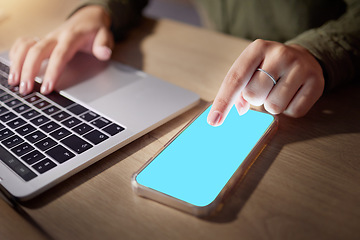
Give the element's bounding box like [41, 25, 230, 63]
[235, 91, 250, 116]
[92, 27, 114, 61]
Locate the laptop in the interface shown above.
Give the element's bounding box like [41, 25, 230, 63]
[0, 51, 200, 200]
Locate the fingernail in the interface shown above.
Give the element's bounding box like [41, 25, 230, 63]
[95, 46, 112, 60]
[19, 81, 28, 95]
[41, 84, 50, 95]
[208, 110, 222, 126]
[101, 46, 112, 58]
[8, 72, 18, 85]
[8, 73, 14, 84]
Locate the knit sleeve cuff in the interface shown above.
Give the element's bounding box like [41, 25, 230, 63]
[285, 28, 356, 91]
[69, 0, 148, 41]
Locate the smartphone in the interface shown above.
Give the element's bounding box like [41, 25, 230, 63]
[132, 104, 278, 217]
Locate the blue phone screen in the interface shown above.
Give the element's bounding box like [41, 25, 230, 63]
[136, 106, 275, 207]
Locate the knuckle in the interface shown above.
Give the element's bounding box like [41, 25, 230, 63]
[274, 45, 297, 64]
[278, 45, 291, 58]
[59, 28, 82, 43]
[16, 36, 30, 44]
[12, 37, 35, 54]
[264, 100, 284, 115]
[27, 44, 43, 57]
[215, 96, 231, 110]
[242, 87, 256, 100]
[51, 46, 69, 61]
[252, 39, 268, 49]
[248, 39, 269, 54]
[242, 88, 263, 106]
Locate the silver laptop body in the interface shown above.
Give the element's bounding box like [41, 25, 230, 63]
[0, 52, 199, 200]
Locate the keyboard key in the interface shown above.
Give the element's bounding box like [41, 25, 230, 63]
[22, 150, 45, 165]
[13, 104, 30, 113]
[40, 121, 60, 133]
[68, 104, 88, 115]
[61, 117, 81, 128]
[46, 92, 74, 108]
[0, 145, 37, 181]
[35, 137, 57, 151]
[72, 123, 93, 135]
[25, 130, 46, 143]
[15, 163, 37, 181]
[103, 123, 125, 136]
[15, 124, 36, 136]
[25, 94, 41, 104]
[61, 135, 92, 154]
[0, 128, 14, 140]
[32, 159, 56, 174]
[0, 112, 17, 122]
[0, 76, 6, 85]
[46, 145, 75, 163]
[7, 118, 26, 129]
[4, 65, 9, 74]
[52, 111, 70, 121]
[5, 99, 22, 108]
[0, 94, 13, 102]
[0, 106, 9, 115]
[2, 135, 24, 148]
[42, 105, 60, 115]
[11, 143, 34, 156]
[22, 109, 40, 119]
[80, 111, 99, 122]
[50, 128, 71, 140]
[9, 85, 19, 94]
[34, 100, 50, 109]
[84, 130, 109, 145]
[91, 117, 111, 129]
[31, 115, 50, 126]
[0, 62, 9, 74]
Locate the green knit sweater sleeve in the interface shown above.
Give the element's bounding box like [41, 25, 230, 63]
[71, 0, 148, 40]
[286, 0, 360, 91]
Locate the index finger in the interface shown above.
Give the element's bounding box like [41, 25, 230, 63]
[207, 40, 265, 126]
[40, 34, 83, 94]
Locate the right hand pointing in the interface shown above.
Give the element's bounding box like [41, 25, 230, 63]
[8, 5, 114, 95]
[207, 39, 325, 125]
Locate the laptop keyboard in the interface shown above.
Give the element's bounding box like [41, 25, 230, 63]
[0, 59, 125, 182]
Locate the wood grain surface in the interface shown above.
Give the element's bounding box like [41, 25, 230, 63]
[1, 1, 360, 240]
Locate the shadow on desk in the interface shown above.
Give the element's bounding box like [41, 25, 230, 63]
[112, 17, 158, 70]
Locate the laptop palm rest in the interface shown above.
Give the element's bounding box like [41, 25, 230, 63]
[54, 53, 200, 133]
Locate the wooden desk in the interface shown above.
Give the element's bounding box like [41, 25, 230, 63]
[1, 1, 360, 239]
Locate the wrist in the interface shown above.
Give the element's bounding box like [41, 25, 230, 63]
[70, 4, 112, 28]
[288, 44, 328, 88]
[289, 44, 324, 74]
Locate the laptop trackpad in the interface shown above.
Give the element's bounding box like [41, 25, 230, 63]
[56, 53, 197, 130]
[55, 53, 143, 102]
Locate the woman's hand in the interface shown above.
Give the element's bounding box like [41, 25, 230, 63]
[8, 5, 114, 95]
[207, 39, 325, 126]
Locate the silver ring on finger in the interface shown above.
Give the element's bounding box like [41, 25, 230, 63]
[256, 68, 278, 85]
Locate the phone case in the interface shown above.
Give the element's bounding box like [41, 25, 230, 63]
[132, 104, 278, 217]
